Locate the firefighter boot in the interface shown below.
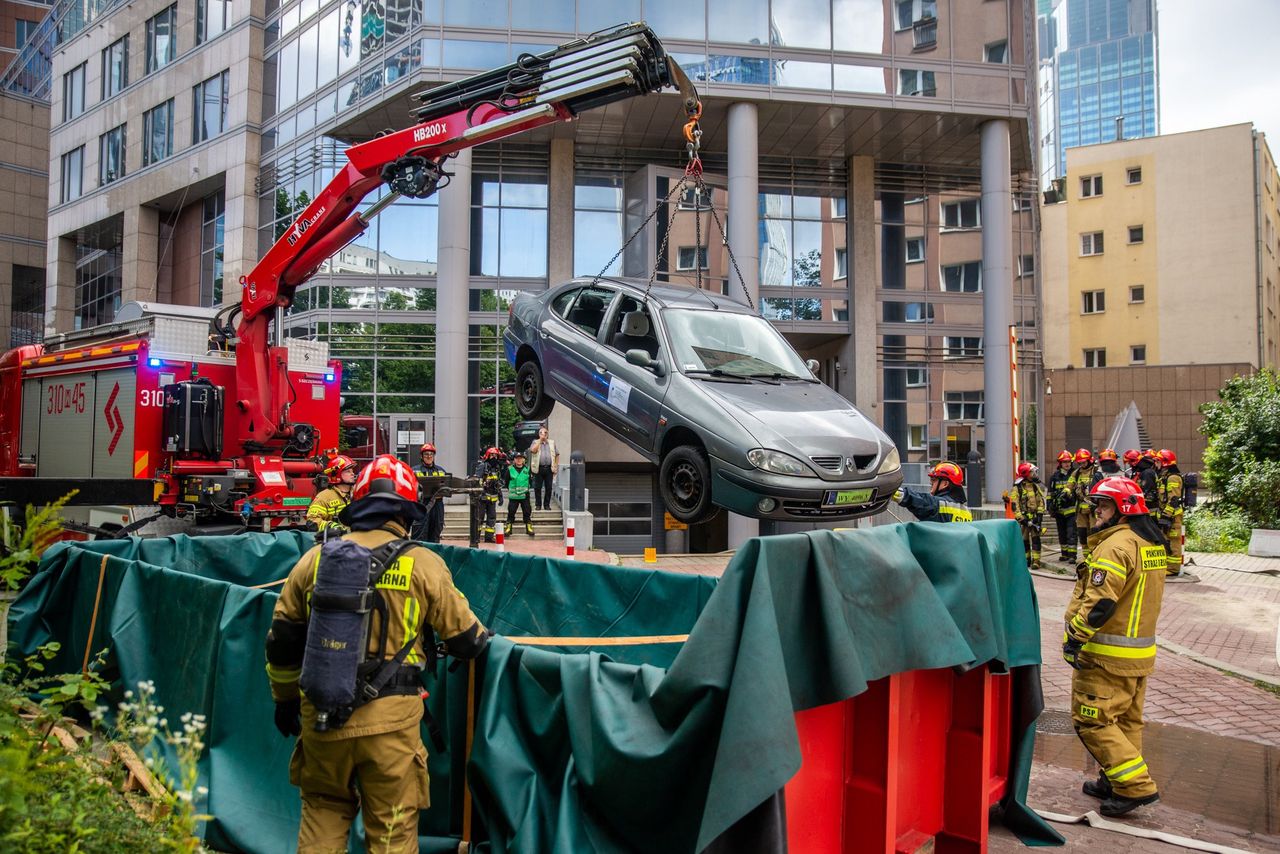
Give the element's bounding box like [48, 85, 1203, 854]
[1099, 792, 1159, 817]
[526, 523, 535, 537]
[1082, 771, 1112, 800]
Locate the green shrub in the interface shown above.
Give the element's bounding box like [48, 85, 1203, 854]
[1184, 505, 1252, 553]
[1200, 370, 1280, 530]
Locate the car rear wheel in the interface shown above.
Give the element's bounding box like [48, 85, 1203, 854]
[516, 360, 555, 420]
[660, 445, 716, 524]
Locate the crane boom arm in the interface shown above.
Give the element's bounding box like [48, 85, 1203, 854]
[234, 23, 699, 449]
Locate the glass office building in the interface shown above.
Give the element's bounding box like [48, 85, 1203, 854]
[35, 0, 1040, 550]
[1037, 0, 1158, 187]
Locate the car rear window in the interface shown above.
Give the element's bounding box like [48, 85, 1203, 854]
[550, 288, 578, 318]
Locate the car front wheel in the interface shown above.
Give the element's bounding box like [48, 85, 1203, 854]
[516, 360, 556, 420]
[660, 445, 716, 524]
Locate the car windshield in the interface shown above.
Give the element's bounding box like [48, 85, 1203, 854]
[663, 309, 814, 379]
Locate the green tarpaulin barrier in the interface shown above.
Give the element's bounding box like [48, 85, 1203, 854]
[8, 521, 1061, 852]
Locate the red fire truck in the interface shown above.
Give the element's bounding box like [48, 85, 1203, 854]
[0, 24, 700, 535]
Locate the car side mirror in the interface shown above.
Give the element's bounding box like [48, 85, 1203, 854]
[626, 348, 665, 376]
[805, 358, 820, 375]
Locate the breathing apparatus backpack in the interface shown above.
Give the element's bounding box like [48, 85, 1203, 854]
[298, 536, 427, 731]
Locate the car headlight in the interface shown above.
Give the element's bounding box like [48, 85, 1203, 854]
[746, 448, 816, 477]
[878, 447, 901, 474]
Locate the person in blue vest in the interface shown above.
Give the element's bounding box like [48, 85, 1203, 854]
[504, 449, 535, 537]
[892, 461, 973, 523]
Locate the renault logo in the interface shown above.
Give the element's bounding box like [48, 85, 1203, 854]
[846, 457, 857, 471]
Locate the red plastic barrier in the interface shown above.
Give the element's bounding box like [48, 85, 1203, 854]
[785, 666, 1012, 853]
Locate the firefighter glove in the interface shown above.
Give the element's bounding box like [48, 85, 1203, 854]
[274, 698, 302, 737]
[892, 488, 905, 503]
[1062, 637, 1086, 670]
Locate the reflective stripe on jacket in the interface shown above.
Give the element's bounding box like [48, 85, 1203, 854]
[1064, 524, 1166, 676]
[1158, 472, 1184, 519]
[306, 487, 351, 529]
[1010, 481, 1046, 520]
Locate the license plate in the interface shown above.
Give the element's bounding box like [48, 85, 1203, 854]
[823, 488, 873, 507]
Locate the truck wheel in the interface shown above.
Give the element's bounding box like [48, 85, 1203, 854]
[660, 445, 716, 524]
[516, 361, 555, 420]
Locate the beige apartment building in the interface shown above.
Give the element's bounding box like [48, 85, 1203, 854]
[0, 0, 49, 350]
[1041, 123, 1280, 470]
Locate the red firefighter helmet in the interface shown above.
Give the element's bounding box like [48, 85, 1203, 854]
[1088, 476, 1149, 515]
[1016, 462, 1034, 480]
[353, 454, 420, 504]
[1074, 448, 1093, 464]
[1123, 449, 1141, 465]
[1098, 448, 1118, 462]
[324, 454, 357, 484]
[929, 461, 964, 486]
[420, 442, 436, 454]
[1143, 448, 1161, 466]
[483, 446, 504, 460]
[1157, 448, 1177, 466]
[1057, 450, 1073, 463]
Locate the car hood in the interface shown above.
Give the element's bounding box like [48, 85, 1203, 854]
[693, 378, 887, 461]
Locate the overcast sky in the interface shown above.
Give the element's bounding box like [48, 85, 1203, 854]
[1157, 0, 1280, 143]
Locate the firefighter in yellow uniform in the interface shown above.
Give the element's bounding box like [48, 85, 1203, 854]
[1009, 462, 1047, 570]
[307, 454, 357, 532]
[1062, 475, 1168, 817]
[1066, 449, 1097, 561]
[1155, 449, 1185, 576]
[266, 455, 490, 852]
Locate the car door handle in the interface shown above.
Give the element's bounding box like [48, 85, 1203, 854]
[596, 362, 608, 373]
[539, 330, 549, 339]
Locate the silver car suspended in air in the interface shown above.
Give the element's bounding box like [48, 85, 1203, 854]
[504, 278, 904, 524]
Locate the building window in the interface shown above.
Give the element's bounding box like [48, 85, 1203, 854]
[832, 197, 847, 218]
[908, 424, 926, 450]
[74, 238, 123, 330]
[898, 69, 936, 97]
[1128, 225, 1144, 244]
[905, 236, 924, 263]
[1080, 174, 1103, 198]
[1018, 254, 1035, 277]
[941, 199, 980, 229]
[101, 36, 128, 99]
[676, 246, 708, 271]
[1129, 285, 1144, 303]
[472, 157, 549, 278]
[1126, 167, 1142, 184]
[1081, 289, 1105, 314]
[98, 125, 126, 186]
[10, 265, 45, 346]
[941, 260, 981, 292]
[905, 302, 934, 323]
[678, 186, 712, 210]
[1080, 231, 1104, 256]
[944, 336, 982, 359]
[197, 0, 230, 43]
[142, 99, 174, 166]
[1083, 348, 1107, 368]
[905, 364, 927, 387]
[16, 18, 38, 45]
[1130, 345, 1146, 364]
[895, 0, 937, 30]
[1013, 193, 1033, 211]
[62, 63, 86, 122]
[201, 190, 225, 306]
[944, 390, 984, 422]
[834, 247, 848, 279]
[146, 5, 177, 73]
[984, 40, 1008, 63]
[59, 147, 83, 203]
[192, 70, 229, 143]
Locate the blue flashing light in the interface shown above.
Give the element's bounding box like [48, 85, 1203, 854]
[148, 357, 162, 367]
[325, 371, 335, 382]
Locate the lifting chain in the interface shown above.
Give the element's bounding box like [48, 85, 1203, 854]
[591, 98, 756, 313]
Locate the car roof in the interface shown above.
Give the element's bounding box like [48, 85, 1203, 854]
[563, 277, 755, 314]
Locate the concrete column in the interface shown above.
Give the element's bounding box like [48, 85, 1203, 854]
[121, 206, 161, 305]
[546, 138, 574, 459]
[841, 155, 879, 415]
[45, 235, 76, 335]
[981, 120, 1014, 502]
[435, 147, 471, 477]
[727, 102, 760, 307]
[726, 102, 760, 546]
[224, 160, 261, 306]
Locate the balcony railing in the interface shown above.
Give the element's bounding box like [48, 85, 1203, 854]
[913, 17, 938, 50]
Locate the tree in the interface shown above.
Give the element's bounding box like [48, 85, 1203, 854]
[1199, 369, 1280, 529]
